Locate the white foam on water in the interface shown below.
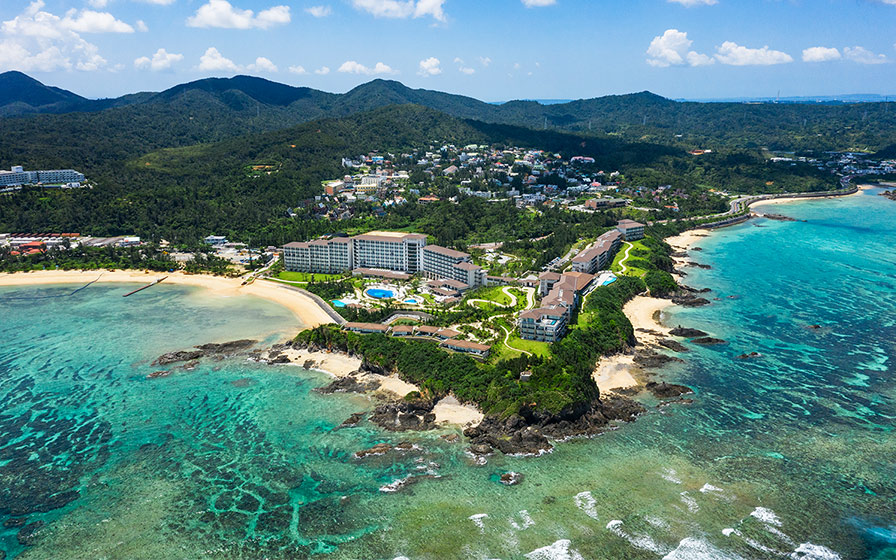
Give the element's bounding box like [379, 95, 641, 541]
[510, 510, 535, 530]
[469, 513, 489, 531]
[645, 515, 670, 529]
[379, 476, 412, 493]
[524, 539, 584, 560]
[679, 491, 699, 513]
[606, 520, 669, 554]
[573, 491, 599, 520]
[699, 484, 724, 494]
[662, 537, 746, 560]
[729, 529, 785, 555]
[790, 543, 842, 559]
[661, 467, 683, 484]
[751, 507, 782, 527]
[722, 528, 735, 537]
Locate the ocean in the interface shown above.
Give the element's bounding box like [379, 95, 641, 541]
[0, 188, 894, 559]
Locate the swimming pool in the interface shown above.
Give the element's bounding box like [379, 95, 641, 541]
[600, 277, 617, 286]
[331, 300, 346, 308]
[404, 299, 418, 304]
[366, 289, 395, 299]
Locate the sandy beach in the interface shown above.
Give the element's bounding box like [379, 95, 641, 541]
[593, 296, 674, 393]
[280, 347, 482, 427]
[0, 270, 336, 328]
[750, 184, 871, 210]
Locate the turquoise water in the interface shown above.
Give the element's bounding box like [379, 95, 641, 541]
[366, 289, 395, 299]
[0, 188, 894, 559]
[332, 299, 346, 307]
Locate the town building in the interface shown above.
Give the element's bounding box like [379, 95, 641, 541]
[0, 166, 85, 187]
[519, 272, 595, 343]
[420, 245, 486, 289]
[616, 219, 646, 241]
[283, 237, 353, 274]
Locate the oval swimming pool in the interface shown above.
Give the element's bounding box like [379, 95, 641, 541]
[366, 288, 395, 299]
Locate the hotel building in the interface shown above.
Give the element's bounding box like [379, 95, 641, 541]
[0, 166, 85, 187]
[616, 219, 646, 241]
[421, 245, 487, 289]
[571, 230, 623, 274]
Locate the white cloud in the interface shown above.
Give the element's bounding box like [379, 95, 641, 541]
[667, 0, 717, 6]
[479, 56, 491, 66]
[187, 0, 290, 29]
[417, 56, 441, 76]
[843, 46, 888, 64]
[247, 56, 277, 72]
[802, 46, 841, 62]
[62, 9, 135, 33]
[134, 47, 183, 70]
[289, 64, 307, 74]
[136, 19, 148, 31]
[646, 29, 713, 67]
[351, 0, 445, 21]
[521, 0, 556, 6]
[87, 0, 109, 8]
[338, 60, 397, 74]
[314, 66, 330, 74]
[141, 0, 177, 4]
[197, 46, 239, 71]
[306, 5, 332, 17]
[0, 1, 109, 72]
[453, 57, 474, 74]
[714, 41, 793, 66]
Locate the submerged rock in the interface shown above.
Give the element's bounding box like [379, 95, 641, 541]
[152, 339, 258, 367]
[634, 349, 685, 368]
[339, 412, 365, 428]
[354, 443, 393, 458]
[736, 352, 762, 360]
[671, 293, 711, 307]
[658, 339, 689, 353]
[152, 349, 204, 367]
[17, 521, 45, 546]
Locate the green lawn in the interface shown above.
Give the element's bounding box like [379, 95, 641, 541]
[469, 286, 513, 306]
[276, 271, 344, 283]
[611, 240, 649, 278]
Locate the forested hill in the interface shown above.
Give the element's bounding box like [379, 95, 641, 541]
[3, 72, 896, 153]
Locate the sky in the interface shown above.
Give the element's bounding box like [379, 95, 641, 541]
[2, 0, 896, 101]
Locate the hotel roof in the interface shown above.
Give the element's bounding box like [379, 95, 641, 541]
[424, 244, 469, 259]
[441, 339, 491, 352]
[344, 322, 390, 332]
[617, 219, 645, 228]
[354, 231, 426, 242]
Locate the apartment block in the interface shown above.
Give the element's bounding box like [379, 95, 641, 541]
[616, 219, 646, 241]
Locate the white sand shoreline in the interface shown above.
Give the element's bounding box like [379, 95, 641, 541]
[0, 270, 335, 328]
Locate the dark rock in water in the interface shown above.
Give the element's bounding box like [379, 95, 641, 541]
[669, 327, 708, 338]
[737, 352, 762, 360]
[500, 472, 524, 486]
[672, 293, 711, 307]
[807, 324, 822, 330]
[339, 412, 365, 428]
[690, 337, 726, 345]
[395, 441, 416, 451]
[268, 354, 291, 364]
[645, 382, 694, 399]
[303, 359, 316, 369]
[658, 339, 689, 353]
[440, 433, 459, 443]
[687, 261, 712, 269]
[195, 339, 257, 354]
[183, 360, 200, 370]
[634, 349, 684, 368]
[691, 247, 703, 251]
[354, 442, 393, 458]
[147, 369, 173, 379]
[152, 349, 204, 366]
[370, 399, 437, 432]
[879, 190, 896, 201]
[762, 213, 801, 222]
[469, 443, 494, 455]
[679, 284, 711, 293]
[3, 518, 28, 528]
[230, 377, 255, 387]
[17, 521, 45, 546]
[670, 251, 688, 258]
[315, 375, 380, 394]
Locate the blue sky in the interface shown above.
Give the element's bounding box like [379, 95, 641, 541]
[2, 0, 896, 101]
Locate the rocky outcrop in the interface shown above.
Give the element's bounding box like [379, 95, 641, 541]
[315, 374, 380, 394]
[669, 327, 708, 338]
[658, 339, 689, 353]
[633, 349, 685, 368]
[671, 293, 711, 307]
[880, 190, 896, 201]
[354, 443, 393, 458]
[463, 396, 646, 456]
[17, 521, 45, 546]
[500, 472, 524, 486]
[369, 399, 437, 432]
[645, 381, 693, 399]
[736, 352, 762, 360]
[152, 339, 258, 366]
[687, 262, 712, 269]
[690, 337, 727, 345]
[339, 412, 365, 428]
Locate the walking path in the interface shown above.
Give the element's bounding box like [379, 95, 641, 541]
[617, 242, 634, 274]
[500, 324, 532, 357]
